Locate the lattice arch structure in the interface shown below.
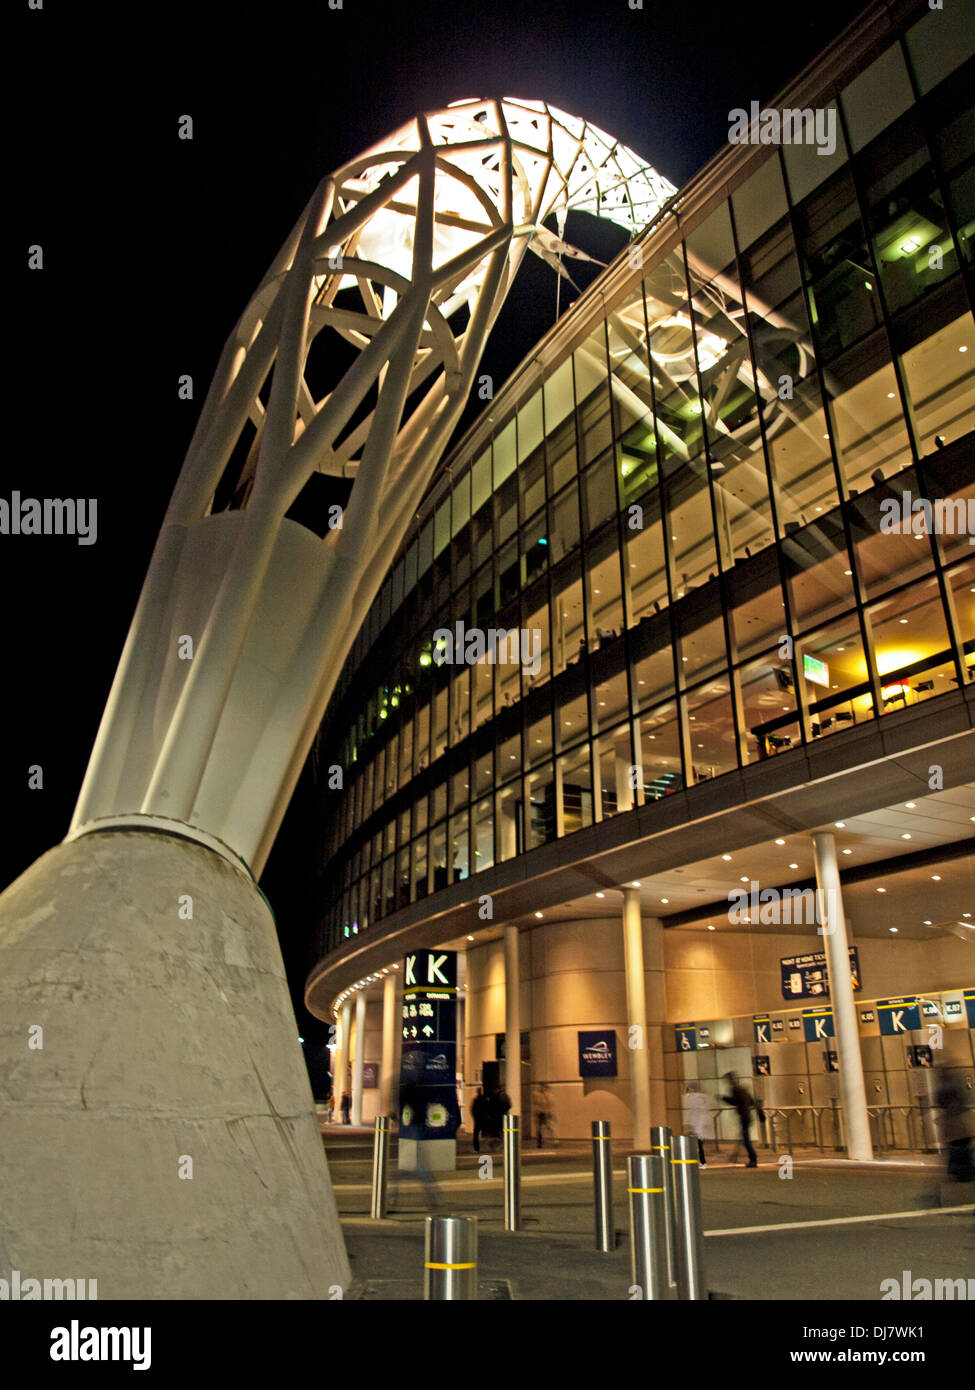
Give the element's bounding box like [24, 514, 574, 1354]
[69, 100, 675, 875]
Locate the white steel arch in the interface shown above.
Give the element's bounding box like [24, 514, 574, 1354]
[69, 99, 675, 875]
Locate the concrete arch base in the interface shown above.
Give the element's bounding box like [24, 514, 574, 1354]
[0, 829, 350, 1299]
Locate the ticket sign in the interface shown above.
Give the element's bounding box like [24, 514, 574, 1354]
[781, 948, 860, 1000]
[803, 1007, 835, 1041]
[399, 950, 458, 1143]
[877, 997, 921, 1035]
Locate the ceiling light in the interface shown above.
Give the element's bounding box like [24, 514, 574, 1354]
[877, 887, 886, 893]
[835, 821, 845, 828]
[905, 802, 915, 809]
[707, 924, 715, 931]
[467, 935, 474, 941]
[721, 854, 732, 861]
[535, 911, 543, 918]
[889, 926, 898, 933]
[632, 881, 641, 888]
[740, 876, 749, 883]
[661, 897, 669, 903]
[775, 838, 785, 845]
[923, 919, 932, 925]
[595, 891, 605, 898]
[789, 862, 799, 869]
[931, 875, 941, 881]
[902, 833, 911, 839]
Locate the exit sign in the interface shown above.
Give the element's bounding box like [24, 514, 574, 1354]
[803, 653, 829, 687]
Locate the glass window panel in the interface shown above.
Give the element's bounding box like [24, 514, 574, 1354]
[526, 766, 555, 848]
[552, 572, 585, 674]
[548, 415, 578, 493]
[587, 543, 624, 640]
[905, 4, 975, 95]
[473, 751, 493, 799]
[676, 606, 728, 687]
[451, 666, 470, 743]
[498, 731, 522, 782]
[434, 501, 451, 558]
[497, 535, 519, 607]
[593, 671, 630, 733]
[827, 346, 913, 492]
[543, 357, 575, 435]
[685, 202, 736, 282]
[494, 419, 517, 487]
[596, 724, 636, 818]
[472, 656, 493, 729]
[633, 638, 675, 708]
[638, 702, 683, 799]
[557, 688, 589, 749]
[796, 617, 870, 736]
[431, 822, 448, 892]
[782, 513, 857, 629]
[496, 472, 518, 546]
[396, 847, 410, 910]
[841, 46, 913, 154]
[473, 560, 493, 625]
[575, 328, 613, 467]
[899, 312, 975, 456]
[550, 482, 580, 562]
[781, 102, 847, 205]
[946, 558, 975, 660]
[664, 473, 718, 595]
[625, 506, 668, 626]
[495, 650, 521, 712]
[496, 786, 521, 861]
[528, 711, 553, 766]
[518, 391, 544, 462]
[582, 451, 618, 531]
[732, 154, 789, 252]
[382, 857, 395, 917]
[450, 809, 469, 882]
[412, 833, 429, 901]
[473, 797, 494, 873]
[451, 470, 470, 537]
[738, 649, 800, 763]
[521, 445, 547, 523]
[795, 168, 883, 360]
[418, 518, 434, 574]
[558, 746, 593, 834]
[450, 765, 469, 813]
[866, 576, 956, 710]
[414, 792, 428, 836]
[472, 448, 492, 513]
[524, 599, 551, 685]
[849, 466, 935, 601]
[727, 553, 788, 659]
[685, 679, 737, 783]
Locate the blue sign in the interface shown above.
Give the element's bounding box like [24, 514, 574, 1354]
[399, 950, 458, 1142]
[966, 990, 975, 1028]
[578, 1030, 618, 1077]
[877, 997, 921, 1035]
[675, 1024, 697, 1052]
[802, 1007, 834, 1041]
[753, 1015, 771, 1045]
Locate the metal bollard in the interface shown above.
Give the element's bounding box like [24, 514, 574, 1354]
[592, 1120, 614, 1252]
[424, 1215, 477, 1300]
[503, 1112, 521, 1231]
[671, 1134, 707, 1299]
[370, 1115, 389, 1219]
[650, 1124, 678, 1293]
[627, 1153, 673, 1300]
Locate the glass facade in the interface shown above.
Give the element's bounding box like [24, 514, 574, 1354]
[315, 21, 975, 954]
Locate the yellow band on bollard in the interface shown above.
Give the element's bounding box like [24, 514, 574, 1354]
[627, 1186, 664, 1193]
[671, 1158, 698, 1164]
[424, 1261, 477, 1270]
[592, 1135, 611, 1140]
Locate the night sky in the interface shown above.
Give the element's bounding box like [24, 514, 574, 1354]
[10, 0, 860, 1037]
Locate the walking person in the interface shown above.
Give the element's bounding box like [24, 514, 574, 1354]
[470, 1086, 488, 1155]
[721, 1072, 763, 1167]
[533, 1083, 556, 1148]
[340, 1090, 352, 1125]
[935, 1067, 974, 1184]
[683, 1082, 710, 1167]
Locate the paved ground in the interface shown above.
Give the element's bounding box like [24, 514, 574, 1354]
[321, 1126, 975, 1301]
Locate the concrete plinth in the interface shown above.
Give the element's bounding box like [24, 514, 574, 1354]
[0, 830, 350, 1299]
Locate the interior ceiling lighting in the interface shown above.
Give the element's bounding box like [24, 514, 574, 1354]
[775, 838, 785, 845]
[877, 887, 886, 893]
[932, 875, 942, 881]
[595, 891, 605, 898]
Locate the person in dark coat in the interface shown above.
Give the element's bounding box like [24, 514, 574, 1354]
[936, 1068, 974, 1183]
[470, 1087, 489, 1154]
[721, 1072, 761, 1167]
[340, 1090, 352, 1124]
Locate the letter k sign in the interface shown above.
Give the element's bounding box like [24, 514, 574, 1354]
[428, 953, 448, 984]
[815, 1019, 828, 1040]
[405, 955, 417, 985]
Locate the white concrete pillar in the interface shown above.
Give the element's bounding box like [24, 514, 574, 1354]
[812, 832, 872, 1162]
[623, 887, 651, 1149]
[380, 972, 398, 1121]
[504, 924, 522, 1118]
[334, 1001, 351, 1117]
[351, 989, 366, 1126]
